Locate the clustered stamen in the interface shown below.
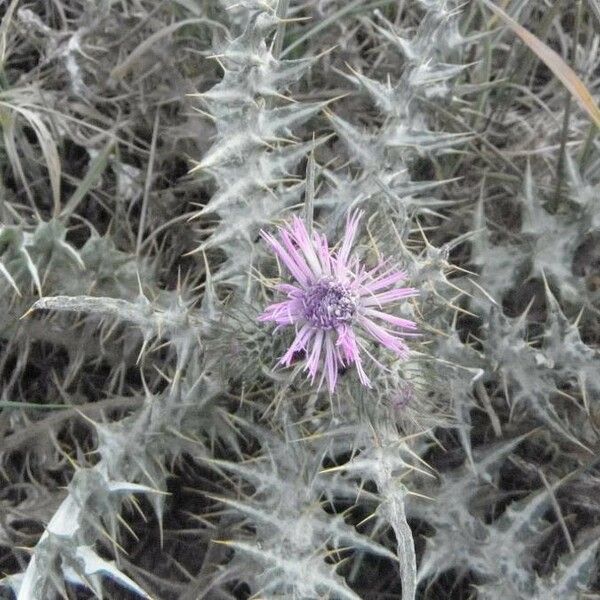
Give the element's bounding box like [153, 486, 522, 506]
[302, 279, 357, 330]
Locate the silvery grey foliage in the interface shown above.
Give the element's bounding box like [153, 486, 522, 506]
[1, 0, 600, 599]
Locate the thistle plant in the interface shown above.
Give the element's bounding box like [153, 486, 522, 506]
[1, 0, 600, 599]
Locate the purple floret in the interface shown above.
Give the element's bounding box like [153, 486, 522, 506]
[259, 211, 418, 392]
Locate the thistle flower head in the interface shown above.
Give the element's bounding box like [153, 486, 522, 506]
[259, 211, 418, 392]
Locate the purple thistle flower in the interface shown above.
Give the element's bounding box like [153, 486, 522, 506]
[259, 211, 418, 393]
